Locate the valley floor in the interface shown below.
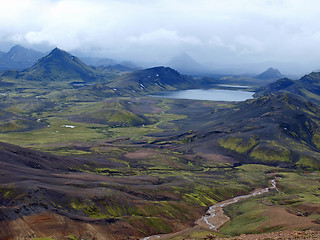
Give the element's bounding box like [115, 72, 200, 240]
[0, 91, 320, 239]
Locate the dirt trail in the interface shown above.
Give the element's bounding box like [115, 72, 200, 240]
[142, 178, 279, 240]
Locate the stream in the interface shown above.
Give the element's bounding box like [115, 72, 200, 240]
[142, 177, 279, 240]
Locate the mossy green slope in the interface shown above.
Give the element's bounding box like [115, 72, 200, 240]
[17, 48, 104, 82]
[192, 93, 320, 169]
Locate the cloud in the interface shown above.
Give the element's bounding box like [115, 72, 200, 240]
[0, 0, 320, 73]
[127, 29, 201, 46]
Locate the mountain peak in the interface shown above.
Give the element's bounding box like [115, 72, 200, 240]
[48, 47, 73, 59]
[10, 44, 25, 51]
[50, 47, 64, 53]
[7, 45, 33, 55]
[0, 45, 45, 70]
[19, 48, 101, 82]
[37, 47, 82, 66]
[256, 67, 285, 80]
[167, 52, 206, 74]
[50, 47, 60, 53]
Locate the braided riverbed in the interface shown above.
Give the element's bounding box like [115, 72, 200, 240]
[142, 178, 279, 240]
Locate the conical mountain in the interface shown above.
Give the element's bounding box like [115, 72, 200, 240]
[19, 48, 102, 82]
[256, 67, 285, 80]
[167, 53, 207, 74]
[0, 45, 45, 70]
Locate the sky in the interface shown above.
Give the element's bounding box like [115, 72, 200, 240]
[1, 0, 320, 74]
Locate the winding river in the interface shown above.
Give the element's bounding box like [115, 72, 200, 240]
[142, 178, 279, 240]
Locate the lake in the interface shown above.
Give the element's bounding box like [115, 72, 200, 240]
[150, 89, 254, 102]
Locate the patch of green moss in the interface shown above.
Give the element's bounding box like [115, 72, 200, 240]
[183, 190, 216, 207]
[71, 196, 144, 219]
[67, 236, 80, 240]
[0, 121, 24, 132]
[180, 134, 198, 143]
[109, 110, 145, 126]
[70, 199, 88, 211]
[296, 155, 320, 170]
[312, 131, 320, 149]
[0, 186, 16, 199]
[250, 142, 291, 163]
[219, 136, 258, 154]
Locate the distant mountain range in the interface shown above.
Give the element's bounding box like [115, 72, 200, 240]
[0, 46, 311, 99]
[0, 45, 140, 72]
[80, 56, 117, 66]
[0, 45, 45, 70]
[80, 56, 140, 70]
[0, 47, 201, 96]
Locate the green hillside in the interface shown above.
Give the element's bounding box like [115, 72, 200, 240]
[255, 72, 320, 103]
[16, 48, 105, 82]
[184, 93, 320, 170]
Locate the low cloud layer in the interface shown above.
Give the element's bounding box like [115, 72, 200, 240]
[1, 0, 320, 73]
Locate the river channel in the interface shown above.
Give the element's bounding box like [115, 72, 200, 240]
[142, 177, 279, 240]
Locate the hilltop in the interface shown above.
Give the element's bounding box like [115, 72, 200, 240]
[107, 66, 198, 95]
[12, 48, 106, 82]
[255, 67, 285, 80]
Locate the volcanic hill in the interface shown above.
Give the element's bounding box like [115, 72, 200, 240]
[255, 67, 285, 80]
[14, 48, 104, 82]
[107, 66, 197, 94]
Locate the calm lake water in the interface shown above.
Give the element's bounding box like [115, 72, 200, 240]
[151, 89, 254, 102]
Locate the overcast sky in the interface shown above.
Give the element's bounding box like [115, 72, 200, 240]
[1, 0, 320, 74]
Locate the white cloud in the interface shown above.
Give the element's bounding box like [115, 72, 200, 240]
[127, 29, 201, 46]
[0, 0, 320, 73]
[234, 36, 265, 55]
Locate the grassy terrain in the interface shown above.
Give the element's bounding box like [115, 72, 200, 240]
[1, 69, 320, 239]
[220, 171, 320, 236]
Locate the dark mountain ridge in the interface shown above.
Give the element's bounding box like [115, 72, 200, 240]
[255, 71, 320, 103]
[173, 93, 320, 170]
[107, 66, 198, 95]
